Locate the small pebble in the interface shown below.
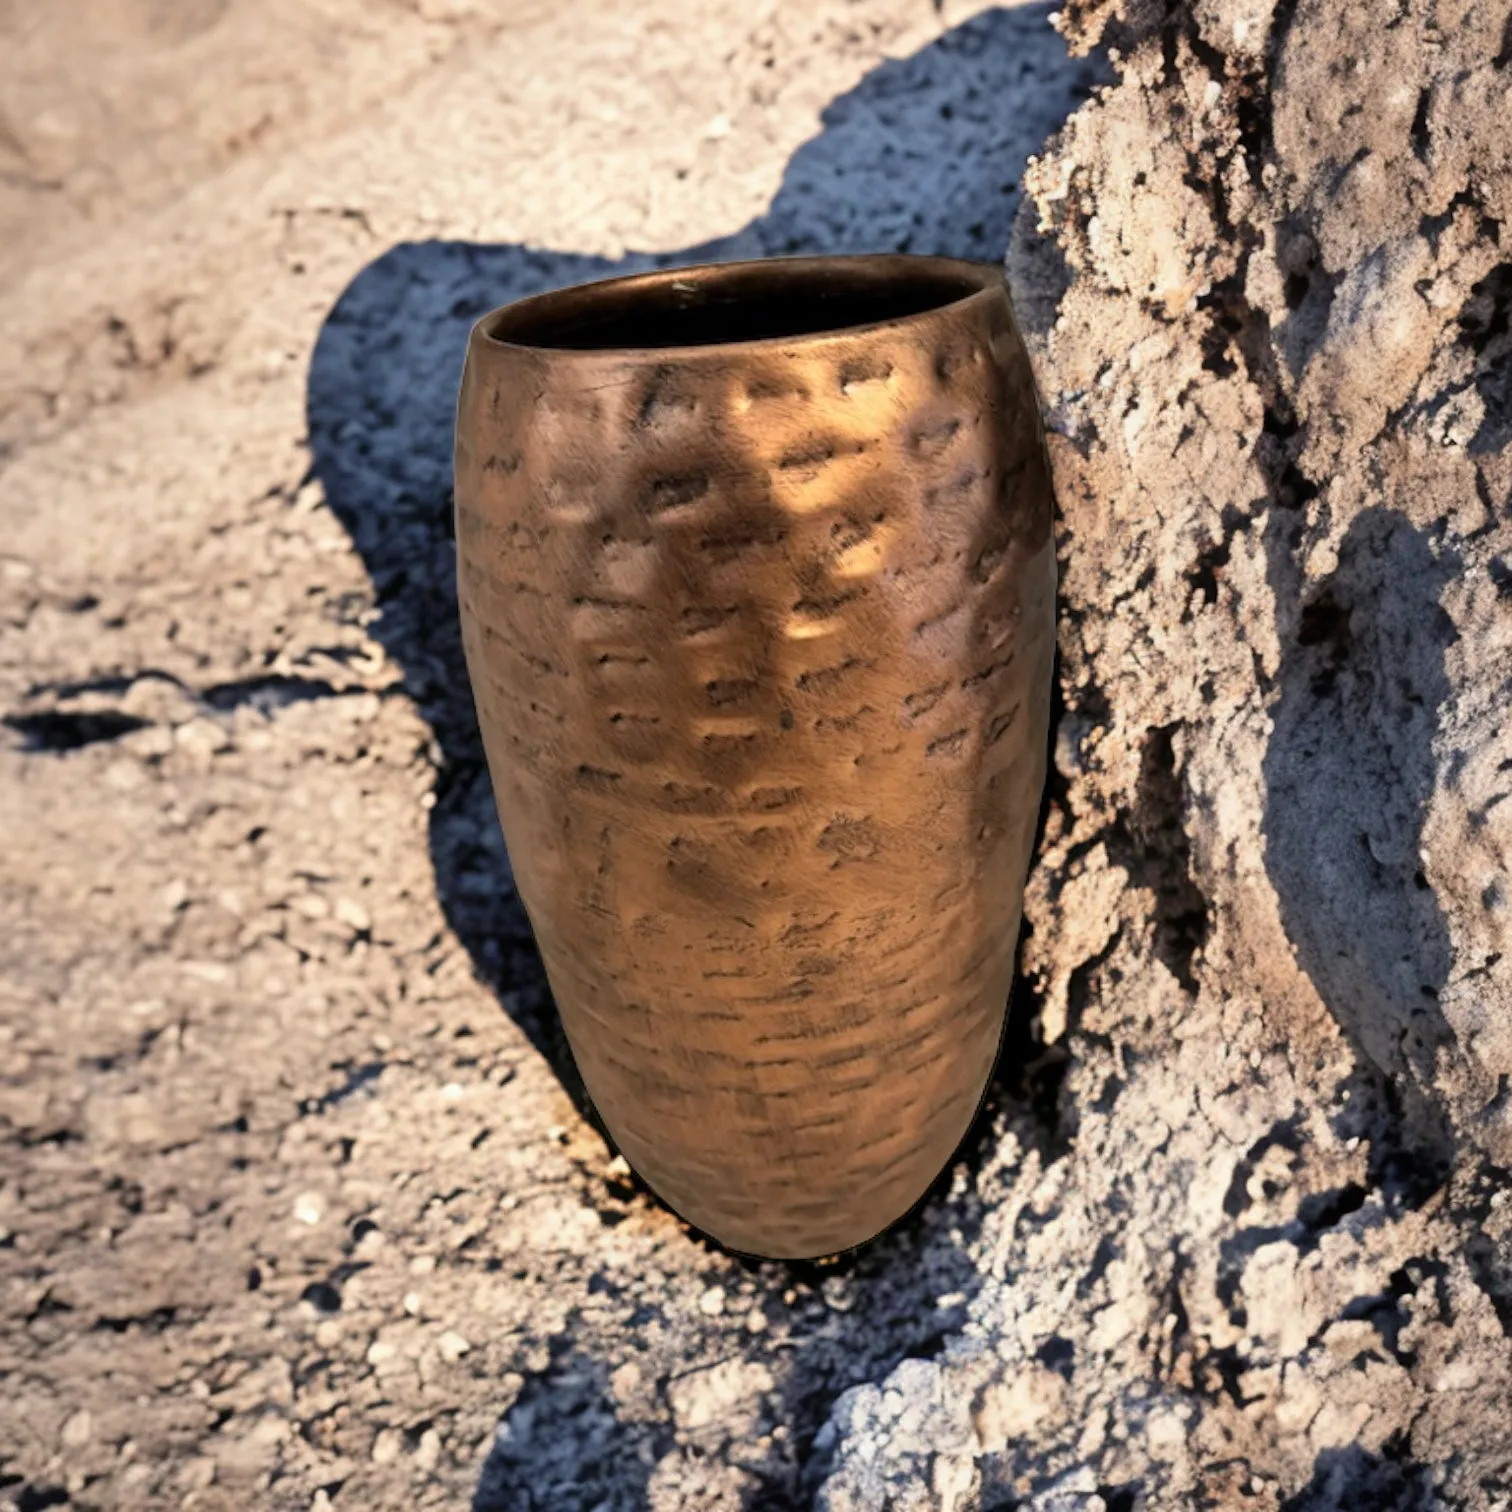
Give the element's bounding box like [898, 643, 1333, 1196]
[293, 1192, 324, 1225]
[822, 1277, 854, 1311]
[610, 1361, 642, 1401]
[181, 1457, 217, 1491]
[698, 1286, 726, 1317]
[437, 1330, 471, 1362]
[334, 897, 371, 933]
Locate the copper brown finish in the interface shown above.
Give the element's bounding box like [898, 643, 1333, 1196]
[454, 254, 1056, 1259]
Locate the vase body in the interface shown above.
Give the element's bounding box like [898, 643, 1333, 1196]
[454, 254, 1055, 1259]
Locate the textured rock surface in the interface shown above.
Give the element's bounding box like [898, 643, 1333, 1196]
[970, 0, 1512, 1502]
[2, 0, 1510, 1507]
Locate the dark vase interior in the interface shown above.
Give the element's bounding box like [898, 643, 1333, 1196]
[484, 257, 991, 353]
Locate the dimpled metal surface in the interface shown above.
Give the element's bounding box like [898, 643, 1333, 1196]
[454, 255, 1055, 1259]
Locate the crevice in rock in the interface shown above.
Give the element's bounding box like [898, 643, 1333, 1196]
[1459, 262, 1512, 355]
[1218, 1180, 1377, 1330]
[1184, 505, 1253, 618]
[1076, 1232, 1122, 1299]
[1410, 88, 1433, 165]
[1221, 1115, 1304, 1217]
[1294, 588, 1353, 696]
[1337, 1256, 1451, 1368]
[985, 649, 1081, 1154]
[1459, 260, 1512, 456]
[1295, 1182, 1367, 1237]
[1047, 927, 1123, 1152]
[1495, 11, 1512, 70]
[1466, 1227, 1512, 1339]
[1151, 1251, 1192, 1385]
[1117, 724, 1210, 994]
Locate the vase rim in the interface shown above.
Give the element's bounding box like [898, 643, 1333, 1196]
[472, 253, 1006, 361]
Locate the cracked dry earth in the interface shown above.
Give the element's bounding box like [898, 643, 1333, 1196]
[1, 1, 1510, 1510]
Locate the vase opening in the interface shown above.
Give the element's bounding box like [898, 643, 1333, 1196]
[482, 256, 994, 355]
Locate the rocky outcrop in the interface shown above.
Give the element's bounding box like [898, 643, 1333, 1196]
[811, 1, 1512, 1506]
[1020, 0, 1511, 1165]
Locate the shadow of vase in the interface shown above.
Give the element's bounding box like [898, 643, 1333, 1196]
[306, 3, 1100, 1140]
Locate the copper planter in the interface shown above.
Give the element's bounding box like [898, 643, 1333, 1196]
[454, 254, 1055, 1259]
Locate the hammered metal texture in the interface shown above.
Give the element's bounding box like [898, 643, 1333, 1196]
[454, 255, 1055, 1259]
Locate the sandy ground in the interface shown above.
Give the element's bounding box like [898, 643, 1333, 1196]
[0, 4, 1102, 1509]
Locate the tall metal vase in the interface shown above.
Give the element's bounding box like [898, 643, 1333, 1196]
[454, 254, 1055, 1259]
